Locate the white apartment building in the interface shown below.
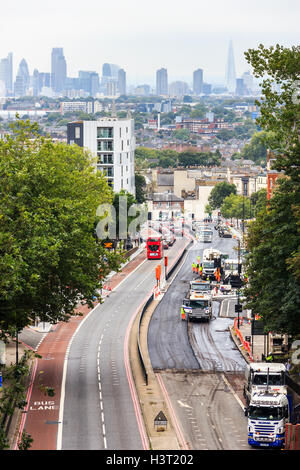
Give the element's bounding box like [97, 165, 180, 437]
[67, 118, 135, 195]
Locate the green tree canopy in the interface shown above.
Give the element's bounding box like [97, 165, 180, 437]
[245, 44, 300, 181]
[244, 177, 300, 335]
[208, 181, 237, 209]
[0, 119, 123, 337]
[135, 173, 147, 203]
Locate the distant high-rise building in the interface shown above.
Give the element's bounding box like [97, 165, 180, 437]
[51, 48, 67, 93]
[202, 83, 212, 95]
[101, 63, 120, 94]
[78, 71, 99, 96]
[0, 52, 13, 95]
[242, 71, 254, 94]
[32, 69, 40, 96]
[14, 58, 30, 97]
[156, 68, 168, 96]
[225, 40, 236, 93]
[193, 68, 203, 95]
[235, 78, 247, 96]
[169, 81, 189, 97]
[118, 68, 126, 95]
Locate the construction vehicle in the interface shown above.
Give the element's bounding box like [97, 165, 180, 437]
[245, 391, 292, 448]
[181, 286, 212, 322]
[198, 227, 213, 243]
[189, 279, 211, 294]
[223, 258, 243, 288]
[269, 333, 291, 356]
[243, 363, 287, 405]
[201, 248, 226, 281]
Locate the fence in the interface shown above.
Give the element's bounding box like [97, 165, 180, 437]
[233, 318, 253, 362]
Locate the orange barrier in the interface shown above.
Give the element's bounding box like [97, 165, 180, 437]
[233, 318, 253, 362]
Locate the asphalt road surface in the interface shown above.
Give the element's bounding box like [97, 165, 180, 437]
[148, 224, 250, 450]
[59, 236, 188, 450]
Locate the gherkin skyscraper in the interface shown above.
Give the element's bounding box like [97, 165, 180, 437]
[225, 40, 236, 93]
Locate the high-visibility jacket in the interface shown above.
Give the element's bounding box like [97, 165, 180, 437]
[181, 307, 186, 320]
[192, 263, 196, 272]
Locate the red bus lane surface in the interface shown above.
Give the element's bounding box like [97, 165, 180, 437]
[17, 250, 148, 450]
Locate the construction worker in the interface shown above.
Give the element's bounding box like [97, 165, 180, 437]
[181, 306, 186, 320]
[192, 262, 196, 273]
[196, 263, 199, 274]
[197, 256, 200, 264]
[266, 353, 273, 362]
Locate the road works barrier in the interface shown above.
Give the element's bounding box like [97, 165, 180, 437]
[233, 318, 253, 362]
[285, 423, 300, 450]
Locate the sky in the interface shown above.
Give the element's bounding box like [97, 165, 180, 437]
[1, 0, 299, 86]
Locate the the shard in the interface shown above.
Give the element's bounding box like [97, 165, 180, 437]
[225, 39, 236, 93]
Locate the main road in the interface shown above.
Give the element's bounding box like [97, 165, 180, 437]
[148, 224, 250, 450]
[58, 235, 188, 450]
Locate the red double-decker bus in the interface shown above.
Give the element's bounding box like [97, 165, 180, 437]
[147, 237, 164, 260]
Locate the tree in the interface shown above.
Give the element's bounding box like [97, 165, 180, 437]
[0, 119, 123, 337]
[250, 188, 268, 216]
[216, 129, 235, 142]
[135, 173, 146, 203]
[208, 181, 237, 209]
[172, 128, 190, 141]
[243, 177, 300, 335]
[245, 44, 300, 181]
[220, 194, 250, 221]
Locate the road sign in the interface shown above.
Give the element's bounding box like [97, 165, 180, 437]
[154, 411, 168, 430]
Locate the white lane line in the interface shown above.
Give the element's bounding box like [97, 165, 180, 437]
[97, 337, 107, 449]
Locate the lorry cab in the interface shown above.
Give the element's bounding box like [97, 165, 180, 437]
[246, 392, 290, 448]
[182, 292, 212, 322]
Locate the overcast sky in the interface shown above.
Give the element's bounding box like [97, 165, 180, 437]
[1, 0, 299, 86]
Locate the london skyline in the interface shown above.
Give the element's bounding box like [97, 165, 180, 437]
[0, 0, 299, 86]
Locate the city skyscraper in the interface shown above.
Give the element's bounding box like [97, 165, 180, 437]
[14, 58, 30, 97]
[156, 68, 168, 96]
[51, 48, 67, 93]
[0, 52, 13, 95]
[225, 40, 236, 93]
[118, 68, 126, 95]
[193, 68, 203, 95]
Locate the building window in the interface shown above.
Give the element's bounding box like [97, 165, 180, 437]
[97, 153, 113, 164]
[97, 127, 113, 138]
[75, 127, 80, 139]
[97, 140, 113, 151]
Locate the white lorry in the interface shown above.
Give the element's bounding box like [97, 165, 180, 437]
[198, 227, 213, 243]
[243, 362, 293, 448]
[201, 248, 222, 280]
[243, 363, 287, 405]
[245, 391, 291, 448]
[182, 290, 212, 322]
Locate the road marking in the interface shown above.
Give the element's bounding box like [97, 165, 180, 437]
[177, 400, 193, 409]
